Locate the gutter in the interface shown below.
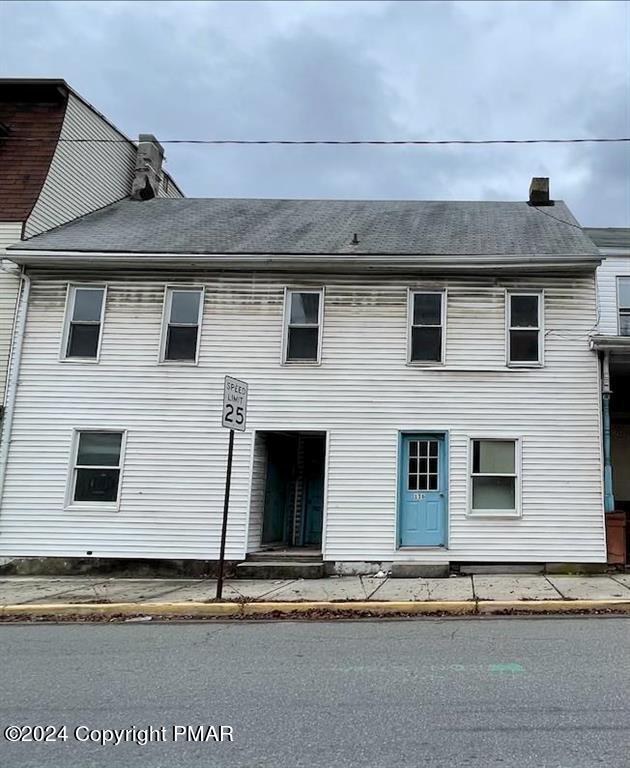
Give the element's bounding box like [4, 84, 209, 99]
[0, 265, 30, 509]
[3, 249, 602, 272]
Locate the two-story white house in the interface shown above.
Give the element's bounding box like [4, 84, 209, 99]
[0, 179, 607, 576]
[0, 78, 183, 434]
[586, 227, 630, 565]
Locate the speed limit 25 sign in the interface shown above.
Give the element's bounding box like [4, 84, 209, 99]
[222, 376, 248, 432]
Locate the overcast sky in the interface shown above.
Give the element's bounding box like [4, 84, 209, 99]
[2, 0, 629, 226]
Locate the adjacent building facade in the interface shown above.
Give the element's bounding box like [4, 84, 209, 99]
[0, 78, 183, 422]
[0, 183, 608, 571]
[586, 227, 630, 563]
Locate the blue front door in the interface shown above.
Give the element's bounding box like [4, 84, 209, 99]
[399, 434, 447, 547]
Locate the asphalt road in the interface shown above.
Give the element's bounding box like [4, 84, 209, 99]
[0, 617, 628, 768]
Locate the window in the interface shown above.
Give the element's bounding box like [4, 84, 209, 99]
[470, 438, 519, 516]
[63, 286, 106, 360]
[619, 278, 630, 336]
[160, 287, 204, 362]
[284, 289, 323, 363]
[69, 431, 125, 507]
[409, 291, 444, 363]
[408, 439, 439, 491]
[508, 293, 542, 365]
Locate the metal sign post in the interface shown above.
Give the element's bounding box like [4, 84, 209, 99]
[216, 376, 248, 601]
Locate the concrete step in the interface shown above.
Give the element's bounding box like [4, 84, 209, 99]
[246, 551, 322, 563]
[236, 560, 325, 580]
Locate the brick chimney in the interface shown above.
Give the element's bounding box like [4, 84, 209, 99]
[528, 177, 552, 206]
[131, 134, 164, 200]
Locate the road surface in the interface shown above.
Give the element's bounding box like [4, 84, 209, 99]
[1, 617, 628, 767]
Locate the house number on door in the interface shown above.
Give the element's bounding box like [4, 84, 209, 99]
[413, 493, 425, 501]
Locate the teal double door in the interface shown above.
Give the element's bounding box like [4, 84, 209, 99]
[398, 434, 447, 547]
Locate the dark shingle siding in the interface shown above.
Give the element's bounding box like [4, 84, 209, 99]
[16, 197, 599, 258]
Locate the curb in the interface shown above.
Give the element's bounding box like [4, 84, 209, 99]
[1, 599, 630, 619]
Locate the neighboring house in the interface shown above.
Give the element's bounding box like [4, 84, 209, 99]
[0, 179, 607, 574]
[0, 78, 183, 423]
[586, 227, 630, 563]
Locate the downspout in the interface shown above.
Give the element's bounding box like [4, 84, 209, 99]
[0, 265, 30, 509]
[601, 350, 615, 513]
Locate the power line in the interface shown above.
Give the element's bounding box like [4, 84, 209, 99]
[527, 203, 585, 231]
[5, 136, 630, 145]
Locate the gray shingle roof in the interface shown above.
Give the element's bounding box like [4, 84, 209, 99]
[584, 228, 630, 250]
[13, 197, 598, 257]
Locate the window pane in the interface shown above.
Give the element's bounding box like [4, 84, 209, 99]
[67, 324, 100, 358]
[510, 330, 539, 362]
[413, 293, 441, 325]
[620, 313, 630, 336]
[510, 295, 538, 327]
[287, 327, 319, 360]
[77, 432, 122, 466]
[166, 326, 198, 360]
[72, 288, 103, 322]
[472, 476, 516, 510]
[411, 326, 442, 362]
[473, 440, 515, 474]
[408, 474, 418, 491]
[428, 474, 438, 491]
[418, 474, 429, 491]
[74, 468, 120, 502]
[169, 290, 201, 325]
[618, 278, 630, 309]
[290, 293, 320, 325]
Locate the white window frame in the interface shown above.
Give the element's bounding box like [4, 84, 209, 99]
[158, 285, 205, 365]
[65, 428, 127, 512]
[617, 276, 630, 336]
[407, 289, 446, 366]
[467, 435, 522, 519]
[281, 287, 325, 365]
[506, 291, 544, 367]
[60, 284, 107, 363]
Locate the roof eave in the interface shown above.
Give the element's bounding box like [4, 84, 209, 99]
[5, 249, 602, 272]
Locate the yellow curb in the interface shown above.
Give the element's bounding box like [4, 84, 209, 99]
[477, 599, 630, 614]
[1, 599, 629, 619]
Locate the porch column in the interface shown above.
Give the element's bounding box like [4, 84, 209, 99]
[602, 351, 615, 513]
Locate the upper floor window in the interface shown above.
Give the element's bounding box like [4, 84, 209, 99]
[283, 289, 323, 363]
[618, 278, 630, 336]
[160, 287, 204, 363]
[408, 291, 445, 364]
[508, 293, 542, 366]
[62, 285, 106, 361]
[68, 430, 125, 508]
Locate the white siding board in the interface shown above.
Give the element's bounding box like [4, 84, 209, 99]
[596, 255, 630, 335]
[0, 269, 605, 562]
[0, 223, 23, 397]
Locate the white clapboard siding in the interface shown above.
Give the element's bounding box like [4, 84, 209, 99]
[0, 269, 605, 563]
[25, 94, 182, 239]
[596, 256, 630, 335]
[0, 223, 23, 397]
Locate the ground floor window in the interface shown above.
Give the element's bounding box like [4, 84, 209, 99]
[469, 438, 519, 516]
[68, 430, 125, 508]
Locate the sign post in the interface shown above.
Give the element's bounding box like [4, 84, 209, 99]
[216, 376, 248, 600]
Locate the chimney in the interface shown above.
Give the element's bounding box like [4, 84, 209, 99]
[131, 134, 164, 200]
[528, 177, 552, 206]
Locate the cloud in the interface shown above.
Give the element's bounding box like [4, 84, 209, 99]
[1, 0, 628, 225]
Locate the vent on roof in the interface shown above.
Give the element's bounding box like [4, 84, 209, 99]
[131, 134, 164, 201]
[528, 177, 553, 206]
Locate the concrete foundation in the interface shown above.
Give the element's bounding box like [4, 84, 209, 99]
[391, 562, 450, 578]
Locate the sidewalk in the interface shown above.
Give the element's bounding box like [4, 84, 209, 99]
[1, 573, 630, 618]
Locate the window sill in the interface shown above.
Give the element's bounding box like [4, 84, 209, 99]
[406, 361, 445, 368]
[507, 362, 543, 369]
[65, 503, 120, 512]
[159, 359, 199, 367]
[60, 357, 100, 364]
[466, 511, 521, 520]
[282, 360, 322, 367]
